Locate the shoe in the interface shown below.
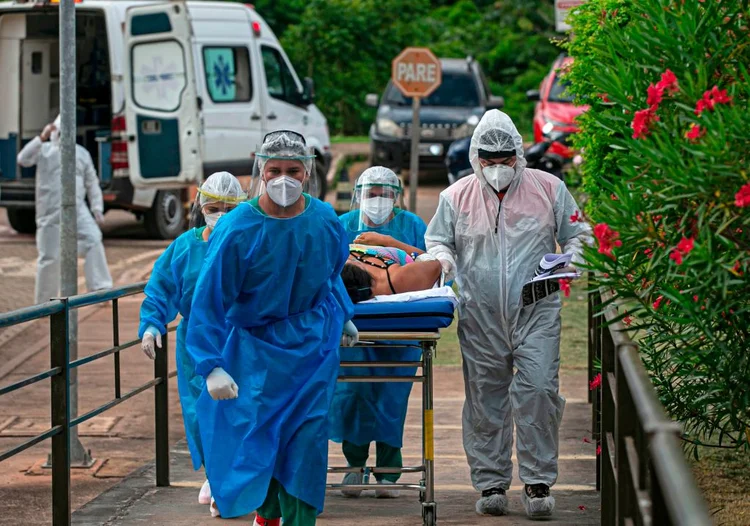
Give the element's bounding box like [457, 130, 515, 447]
[210, 498, 221, 518]
[198, 479, 211, 505]
[253, 516, 281, 526]
[475, 487, 508, 516]
[521, 483, 555, 519]
[533, 253, 572, 280]
[375, 480, 400, 499]
[341, 471, 364, 498]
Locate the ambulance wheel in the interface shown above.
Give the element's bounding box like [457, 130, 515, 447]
[422, 504, 436, 526]
[315, 158, 328, 201]
[7, 208, 36, 235]
[145, 190, 185, 240]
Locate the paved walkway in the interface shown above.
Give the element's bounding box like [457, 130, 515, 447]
[72, 367, 600, 525]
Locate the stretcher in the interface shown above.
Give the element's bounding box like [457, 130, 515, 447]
[329, 294, 456, 526]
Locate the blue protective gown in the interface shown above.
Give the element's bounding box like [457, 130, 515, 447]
[329, 208, 427, 448]
[186, 198, 354, 518]
[138, 227, 207, 470]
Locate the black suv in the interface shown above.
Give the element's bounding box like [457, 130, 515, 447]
[366, 57, 504, 173]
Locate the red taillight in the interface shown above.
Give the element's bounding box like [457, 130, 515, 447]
[110, 115, 129, 171]
[251, 20, 261, 36]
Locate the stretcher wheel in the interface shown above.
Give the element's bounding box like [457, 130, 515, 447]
[422, 503, 436, 526]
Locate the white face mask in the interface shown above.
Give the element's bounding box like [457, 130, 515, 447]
[265, 175, 303, 207]
[482, 164, 516, 191]
[361, 197, 394, 225]
[204, 212, 224, 229]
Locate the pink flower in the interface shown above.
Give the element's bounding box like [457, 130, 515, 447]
[594, 223, 623, 259]
[693, 295, 699, 302]
[647, 83, 663, 106]
[570, 210, 582, 223]
[669, 249, 684, 265]
[596, 444, 602, 456]
[579, 505, 587, 511]
[559, 279, 572, 298]
[644, 248, 654, 259]
[632, 107, 659, 139]
[624, 315, 633, 326]
[670, 236, 695, 265]
[610, 193, 619, 201]
[735, 183, 750, 207]
[695, 86, 732, 116]
[685, 123, 704, 142]
[583, 437, 592, 444]
[657, 69, 679, 94]
[653, 295, 664, 310]
[733, 261, 744, 276]
[589, 373, 602, 391]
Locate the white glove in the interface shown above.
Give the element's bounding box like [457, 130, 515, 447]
[206, 367, 239, 400]
[341, 320, 359, 347]
[94, 211, 105, 227]
[141, 326, 161, 360]
[437, 257, 455, 283]
[416, 253, 438, 263]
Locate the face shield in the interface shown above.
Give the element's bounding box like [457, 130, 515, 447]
[469, 110, 527, 190]
[247, 130, 319, 203]
[189, 171, 246, 229]
[345, 166, 402, 235]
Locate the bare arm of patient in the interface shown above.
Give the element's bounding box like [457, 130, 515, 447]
[389, 260, 442, 294]
[354, 232, 425, 255]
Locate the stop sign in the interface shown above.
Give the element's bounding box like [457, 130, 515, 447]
[391, 47, 442, 98]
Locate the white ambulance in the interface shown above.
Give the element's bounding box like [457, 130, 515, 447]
[0, 0, 331, 238]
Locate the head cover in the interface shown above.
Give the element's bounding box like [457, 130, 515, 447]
[189, 171, 246, 228]
[470, 110, 526, 188]
[348, 166, 402, 232]
[51, 114, 61, 145]
[248, 130, 319, 199]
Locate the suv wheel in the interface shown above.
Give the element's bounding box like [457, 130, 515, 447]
[144, 190, 186, 239]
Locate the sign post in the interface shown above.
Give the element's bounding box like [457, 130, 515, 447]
[391, 47, 441, 213]
[555, 0, 586, 32]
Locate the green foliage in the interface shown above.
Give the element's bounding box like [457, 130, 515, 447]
[275, 0, 561, 135]
[566, 0, 750, 452]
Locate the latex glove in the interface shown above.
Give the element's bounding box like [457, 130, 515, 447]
[141, 326, 161, 360]
[416, 253, 438, 263]
[437, 257, 455, 283]
[206, 367, 239, 400]
[341, 320, 359, 347]
[94, 211, 105, 227]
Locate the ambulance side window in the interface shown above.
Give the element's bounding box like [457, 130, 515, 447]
[131, 40, 187, 112]
[202, 46, 252, 103]
[261, 46, 300, 105]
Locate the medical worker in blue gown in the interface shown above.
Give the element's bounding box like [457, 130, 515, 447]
[331, 166, 427, 498]
[139, 171, 245, 507]
[186, 130, 359, 526]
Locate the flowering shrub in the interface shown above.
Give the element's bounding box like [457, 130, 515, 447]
[565, 0, 750, 452]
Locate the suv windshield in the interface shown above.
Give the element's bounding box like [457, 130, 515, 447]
[548, 76, 574, 103]
[384, 71, 480, 107]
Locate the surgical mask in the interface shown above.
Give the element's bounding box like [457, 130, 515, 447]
[204, 212, 224, 229]
[361, 197, 394, 225]
[483, 164, 515, 191]
[266, 175, 303, 207]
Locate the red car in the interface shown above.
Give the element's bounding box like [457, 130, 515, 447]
[527, 55, 588, 160]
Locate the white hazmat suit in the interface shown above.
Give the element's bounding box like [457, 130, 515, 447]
[17, 118, 113, 304]
[425, 110, 590, 517]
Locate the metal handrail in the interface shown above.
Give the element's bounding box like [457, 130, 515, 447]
[0, 282, 173, 526]
[589, 282, 712, 525]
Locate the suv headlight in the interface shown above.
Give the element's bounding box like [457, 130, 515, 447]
[376, 118, 404, 138]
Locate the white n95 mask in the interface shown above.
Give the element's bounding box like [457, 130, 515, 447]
[266, 175, 303, 207]
[361, 197, 394, 225]
[483, 164, 516, 191]
[204, 212, 224, 229]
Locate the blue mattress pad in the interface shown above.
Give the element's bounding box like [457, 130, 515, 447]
[352, 297, 456, 332]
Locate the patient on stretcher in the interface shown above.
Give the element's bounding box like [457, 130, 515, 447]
[342, 244, 442, 303]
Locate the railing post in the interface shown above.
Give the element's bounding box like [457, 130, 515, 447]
[601, 309, 617, 526]
[50, 300, 71, 526]
[154, 329, 169, 487]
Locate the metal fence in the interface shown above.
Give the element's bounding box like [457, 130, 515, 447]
[0, 283, 173, 526]
[588, 286, 713, 526]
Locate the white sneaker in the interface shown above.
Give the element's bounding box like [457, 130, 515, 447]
[198, 479, 211, 505]
[341, 471, 364, 498]
[375, 480, 400, 498]
[210, 497, 221, 518]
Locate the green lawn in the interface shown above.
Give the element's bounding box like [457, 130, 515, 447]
[435, 280, 589, 370]
[331, 135, 369, 144]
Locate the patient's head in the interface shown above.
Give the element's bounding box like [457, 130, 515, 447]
[342, 263, 374, 303]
